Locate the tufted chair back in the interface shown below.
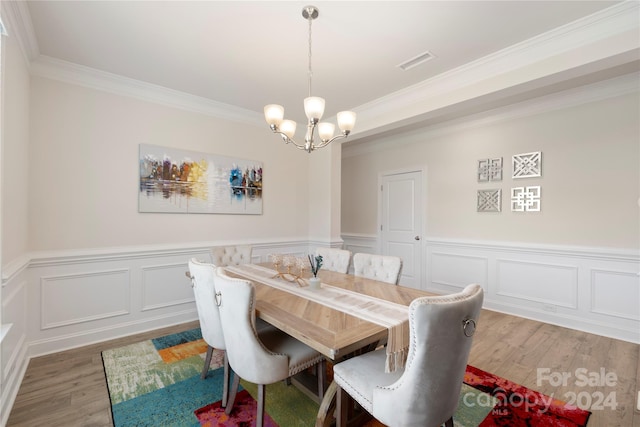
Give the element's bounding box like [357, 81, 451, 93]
[210, 245, 253, 266]
[188, 258, 225, 350]
[353, 253, 403, 285]
[213, 267, 326, 427]
[315, 247, 352, 274]
[188, 258, 231, 407]
[333, 284, 484, 427]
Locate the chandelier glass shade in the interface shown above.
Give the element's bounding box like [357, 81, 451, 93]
[264, 6, 356, 153]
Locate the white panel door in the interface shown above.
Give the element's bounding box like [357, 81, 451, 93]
[381, 170, 423, 289]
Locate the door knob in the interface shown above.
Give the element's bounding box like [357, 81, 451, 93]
[415, 236, 421, 241]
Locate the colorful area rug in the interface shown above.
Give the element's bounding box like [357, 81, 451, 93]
[102, 328, 591, 427]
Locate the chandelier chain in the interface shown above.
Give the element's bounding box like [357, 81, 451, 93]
[308, 12, 313, 98]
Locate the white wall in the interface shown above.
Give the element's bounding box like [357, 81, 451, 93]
[342, 77, 640, 249]
[28, 77, 312, 252]
[341, 75, 640, 344]
[1, 15, 31, 425]
[2, 18, 29, 264]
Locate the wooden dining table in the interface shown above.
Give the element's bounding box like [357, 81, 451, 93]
[226, 262, 434, 427]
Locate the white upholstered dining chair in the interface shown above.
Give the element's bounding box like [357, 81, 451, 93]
[213, 267, 327, 427]
[353, 253, 403, 285]
[187, 258, 231, 407]
[208, 244, 273, 339]
[315, 247, 352, 274]
[210, 245, 253, 266]
[333, 284, 484, 427]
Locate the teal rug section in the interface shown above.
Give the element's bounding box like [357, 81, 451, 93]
[102, 339, 206, 405]
[103, 328, 250, 427]
[112, 367, 226, 427]
[152, 328, 204, 351]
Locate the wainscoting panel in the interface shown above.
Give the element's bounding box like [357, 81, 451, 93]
[342, 234, 378, 256]
[496, 259, 578, 308]
[343, 234, 640, 343]
[426, 239, 639, 343]
[1, 266, 30, 427]
[141, 262, 194, 311]
[590, 268, 640, 321]
[40, 269, 131, 329]
[2, 279, 27, 378]
[430, 252, 488, 291]
[1, 239, 313, 364]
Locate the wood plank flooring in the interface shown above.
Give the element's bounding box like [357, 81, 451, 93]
[6, 311, 639, 426]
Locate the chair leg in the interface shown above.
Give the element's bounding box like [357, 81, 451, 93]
[221, 352, 230, 408]
[336, 384, 348, 427]
[316, 359, 326, 399]
[225, 371, 241, 416]
[257, 383, 265, 427]
[201, 345, 214, 379]
[444, 416, 453, 427]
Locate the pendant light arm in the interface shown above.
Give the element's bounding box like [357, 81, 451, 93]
[269, 124, 309, 151]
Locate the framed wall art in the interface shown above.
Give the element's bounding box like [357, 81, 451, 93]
[512, 151, 542, 179]
[138, 144, 263, 214]
[477, 189, 502, 212]
[511, 186, 541, 212]
[477, 157, 503, 182]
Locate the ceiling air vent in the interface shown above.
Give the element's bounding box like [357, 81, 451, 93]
[397, 50, 435, 71]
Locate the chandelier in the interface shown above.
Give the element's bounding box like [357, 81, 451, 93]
[264, 5, 356, 153]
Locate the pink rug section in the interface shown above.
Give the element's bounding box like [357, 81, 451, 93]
[195, 389, 278, 427]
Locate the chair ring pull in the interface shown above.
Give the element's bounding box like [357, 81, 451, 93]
[462, 318, 476, 337]
[215, 291, 222, 307]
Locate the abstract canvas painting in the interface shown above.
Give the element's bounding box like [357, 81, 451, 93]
[138, 144, 262, 214]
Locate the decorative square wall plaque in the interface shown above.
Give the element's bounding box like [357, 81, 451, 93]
[477, 158, 503, 182]
[477, 189, 502, 212]
[512, 151, 542, 179]
[511, 186, 541, 212]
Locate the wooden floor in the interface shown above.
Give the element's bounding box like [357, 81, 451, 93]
[6, 310, 640, 427]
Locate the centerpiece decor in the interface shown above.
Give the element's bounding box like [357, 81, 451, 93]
[269, 254, 307, 286]
[308, 254, 323, 289]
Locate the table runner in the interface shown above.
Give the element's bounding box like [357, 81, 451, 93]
[224, 264, 409, 372]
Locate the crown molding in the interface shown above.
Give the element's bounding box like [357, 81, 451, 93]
[30, 55, 264, 125]
[2, 1, 262, 125]
[343, 71, 640, 158]
[353, 1, 640, 136]
[0, 0, 39, 64]
[4, 1, 638, 132]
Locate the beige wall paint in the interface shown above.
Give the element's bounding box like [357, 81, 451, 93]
[28, 77, 312, 252]
[307, 142, 342, 243]
[342, 89, 640, 249]
[2, 29, 30, 264]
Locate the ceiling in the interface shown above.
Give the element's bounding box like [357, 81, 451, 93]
[13, 1, 639, 141]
